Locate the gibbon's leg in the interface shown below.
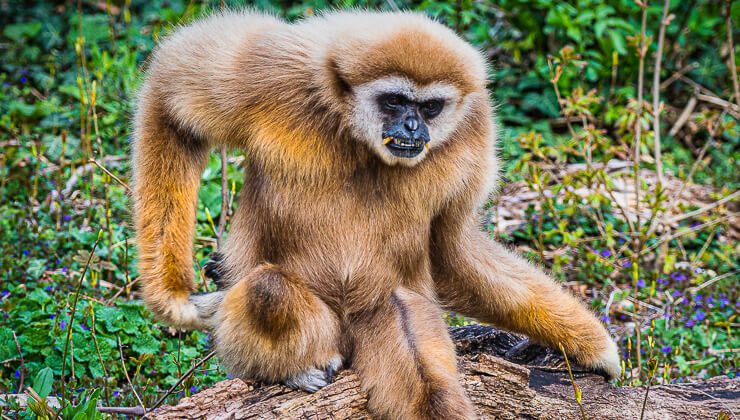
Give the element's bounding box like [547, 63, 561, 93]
[214, 264, 342, 392]
[351, 288, 474, 420]
[431, 217, 621, 379]
[132, 99, 219, 330]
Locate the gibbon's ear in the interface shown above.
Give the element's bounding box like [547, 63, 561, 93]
[326, 57, 352, 99]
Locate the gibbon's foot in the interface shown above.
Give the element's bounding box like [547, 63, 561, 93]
[284, 355, 343, 392]
[186, 291, 224, 329]
[203, 252, 226, 288]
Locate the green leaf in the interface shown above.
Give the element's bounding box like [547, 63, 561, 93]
[33, 367, 54, 399]
[608, 29, 626, 55]
[3, 22, 41, 40]
[132, 334, 160, 354]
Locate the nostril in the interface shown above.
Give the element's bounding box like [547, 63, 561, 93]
[404, 117, 419, 132]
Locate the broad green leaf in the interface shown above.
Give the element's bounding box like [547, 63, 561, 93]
[33, 367, 54, 399]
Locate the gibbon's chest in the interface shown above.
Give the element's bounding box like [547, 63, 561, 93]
[239, 161, 441, 273]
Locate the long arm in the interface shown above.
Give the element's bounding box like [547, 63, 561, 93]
[430, 197, 621, 378]
[131, 89, 215, 329]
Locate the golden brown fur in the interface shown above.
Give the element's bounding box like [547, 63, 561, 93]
[132, 10, 620, 418]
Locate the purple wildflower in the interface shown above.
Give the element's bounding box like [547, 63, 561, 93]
[661, 346, 671, 354]
[685, 319, 695, 327]
[636, 278, 646, 288]
[720, 296, 729, 308]
[694, 310, 705, 321]
[671, 272, 687, 281]
[63, 215, 72, 221]
[60, 320, 67, 330]
[114, 391, 119, 398]
[601, 250, 612, 258]
[622, 260, 632, 267]
[190, 386, 198, 393]
[695, 295, 702, 302]
[14, 369, 20, 378]
[20, 77, 27, 83]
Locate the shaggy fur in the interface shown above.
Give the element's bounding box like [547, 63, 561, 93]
[131, 10, 620, 419]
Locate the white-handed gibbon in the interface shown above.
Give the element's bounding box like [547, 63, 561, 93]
[131, 10, 620, 419]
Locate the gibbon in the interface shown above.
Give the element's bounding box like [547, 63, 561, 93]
[132, 10, 620, 419]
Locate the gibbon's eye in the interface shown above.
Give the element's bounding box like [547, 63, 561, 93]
[380, 94, 405, 111]
[420, 100, 444, 119]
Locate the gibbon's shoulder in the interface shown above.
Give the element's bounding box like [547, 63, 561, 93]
[150, 9, 488, 93]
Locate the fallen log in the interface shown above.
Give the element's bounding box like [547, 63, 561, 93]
[148, 325, 739, 419]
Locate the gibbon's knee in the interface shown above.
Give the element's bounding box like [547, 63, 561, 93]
[351, 288, 474, 420]
[215, 264, 341, 386]
[245, 264, 309, 336]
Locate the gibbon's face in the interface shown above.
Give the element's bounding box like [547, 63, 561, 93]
[350, 76, 464, 167]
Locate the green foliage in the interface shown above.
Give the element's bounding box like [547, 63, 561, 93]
[0, 0, 738, 414]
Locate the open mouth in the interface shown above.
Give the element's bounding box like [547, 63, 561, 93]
[382, 136, 427, 158]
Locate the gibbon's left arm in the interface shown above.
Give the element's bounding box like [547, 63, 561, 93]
[430, 194, 621, 379]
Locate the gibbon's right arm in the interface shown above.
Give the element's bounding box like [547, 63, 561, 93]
[131, 82, 217, 330]
[131, 12, 285, 330]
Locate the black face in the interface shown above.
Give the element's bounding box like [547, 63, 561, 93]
[377, 93, 443, 158]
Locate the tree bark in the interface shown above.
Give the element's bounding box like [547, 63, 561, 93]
[148, 325, 740, 419]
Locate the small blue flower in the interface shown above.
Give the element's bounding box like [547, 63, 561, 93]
[23, 250, 29, 256]
[601, 315, 610, 323]
[601, 250, 612, 258]
[657, 277, 667, 284]
[50, 315, 55, 320]
[14, 369, 20, 378]
[81, 325, 90, 332]
[114, 391, 119, 398]
[671, 290, 681, 297]
[694, 310, 705, 321]
[227, 374, 233, 380]
[1, 290, 8, 296]
[636, 278, 646, 288]
[671, 272, 687, 281]
[685, 319, 695, 327]
[20, 77, 28, 84]
[705, 296, 713, 304]
[660, 346, 671, 354]
[60, 320, 67, 330]
[45, 285, 52, 291]
[62, 267, 68, 272]
[190, 386, 198, 393]
[63, 215, 72, 221]
[719, 297, 729, 308]
[695, 295, 702, 302]
[622, 260, 632, 267]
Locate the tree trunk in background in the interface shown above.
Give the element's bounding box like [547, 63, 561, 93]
[148, 325, 740, 419]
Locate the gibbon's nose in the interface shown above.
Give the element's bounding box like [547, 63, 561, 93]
[404, 117, 419, 132]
